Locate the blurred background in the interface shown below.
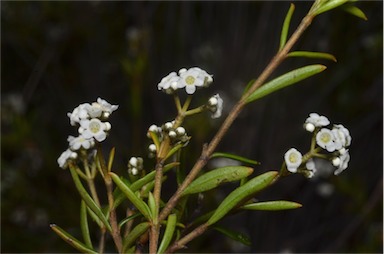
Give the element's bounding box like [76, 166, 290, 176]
[1, 1, 382, 253]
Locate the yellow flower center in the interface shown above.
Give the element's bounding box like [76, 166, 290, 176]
[185, 75, 195, 85]
[289, 153, 299, 163]
[320, 132, 332, 143]
[89, 120, 101, 133]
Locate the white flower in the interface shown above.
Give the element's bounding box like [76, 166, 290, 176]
[284, 148, 303, 173]
[332, 124, 351, 149]
[334, 149, 350, 175]
[177, 67, 213, 94]
[97, 98, 119, 114]
[207, 94, 223, 119]
[158, 72, 180, 94]
[316, 128, 337, 152]
[80, 118, 110, 142]
[304, 113, 330, 131]
[68, 135, 95, 150]
[67, 103, 90, 126]
[57, 149, 78, 169]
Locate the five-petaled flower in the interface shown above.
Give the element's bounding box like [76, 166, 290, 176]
[284, 148, 303, 173]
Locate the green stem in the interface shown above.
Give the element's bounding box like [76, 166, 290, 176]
[185, 105, 206, 116]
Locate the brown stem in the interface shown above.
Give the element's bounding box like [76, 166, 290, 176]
[159, 12, 315, 224]
[165, 223, 209, 253]
[105, 176, 123, 253]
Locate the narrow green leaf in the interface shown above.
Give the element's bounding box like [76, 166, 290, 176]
[147, 192, 157, 220]
[69, 164, 111, 232]
[110, 172, 152, 221]
[164, 143, 184, 161]
[140, 176, 167, 198]
[341, 5, 368, 20]
[241, 200, 302, 211]
[207, 171, 278, 225]
[287, 51, 337, 62]
[242, 78, 256, 95]
[211, 152, 260, 166]
[245, 65, 327, 103]
[122, 222, 150, 252]
[313, 0, 349, 16]
[86, 206, 103, 229]
[118, 213, 142, 228]
[213, 226, 251, 246]
[279, 3, 295, 51]
[149, 131, 161, 151]
[182, 166, 254, 196]
[158, 214, 177, 253]
[50, 224, 97, 254]
[107, 147, 115, 173]
[80, 201, 93, 249]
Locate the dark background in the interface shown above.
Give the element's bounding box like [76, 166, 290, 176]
[1, 1, 382, 253]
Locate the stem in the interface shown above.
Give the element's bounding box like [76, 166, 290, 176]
[105, 175, 123, 253]
[165, 223, 209, 253]
[159, 10, 315, 224]
[83, 158, 101, 206]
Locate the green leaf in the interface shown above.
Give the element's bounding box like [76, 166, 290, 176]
[207, 171, 278, 225]
[80, 201, 93, 249]
[213, 225, 251, 246]
[107, 147, 115, 173]
[242, 200, 302, 211]
[245, 65, 327, 104]
[69, 164, 111, 232]
[50, 224, 97, 254]
[279, 3, 295, 51]
[287, 51, 337, 62]
[122, 222, 150, 252]
[242, 78, 256, 95]
[118, 213, 142, 228]
[312, 0, 349, 16]
[110, 172, 152, 221]
[182, 166, 254, 196]
[158, 214, 178, 253]
[211, 152, 260, 166]
[341, 5, 368, 20]
[86, 206, 103, 229]
[147, 192, 158, 220]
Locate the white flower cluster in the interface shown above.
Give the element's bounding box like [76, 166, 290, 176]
[146, 121, 189, 158]
[158, 67, 213, 94]
[284, 113, 351, 177]
[57, 98, 118, 169]
[128, 157, 144, 176]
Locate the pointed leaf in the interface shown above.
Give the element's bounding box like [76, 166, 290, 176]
[69, 164, 111, 232]
[110, 172, 152, 221]
[80, 201, 93, 249]
[122, 222, 150, 252]
[158, 214, 178, 253]
[50, 224, 97, 254]
[118, 213, 142, 228]
[313, 0, 349, 15]
[242, 78, 256, 95]
[213, 226, 251, 246]
[279, 3, 295, 51]
[147, 192, 158, 220]
[182, 166, 254, 196]
[211, 152, 260, 166]
[245, 65, 327, 103]
[241, 200, 302, 211]
[207, 171, 278, 225]
[341, 5, 368, 20]
[287, 51, 337, 62]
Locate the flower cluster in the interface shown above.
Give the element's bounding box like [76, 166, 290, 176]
[128, 157, 144, 176]
[158, 67, 213, 94]
[284, 113, 351, 177]
[57, 98, 118, 169]
[146, 121, 190, 158]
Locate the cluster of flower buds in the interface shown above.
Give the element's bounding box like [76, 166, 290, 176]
[206, 94, 224, 119]
[127, 156, 144, 176]
[57, 98, 118, 169]
[284, 113, 351, 177]
[146, 121, 190, 158]
[158, 67, 213, 94]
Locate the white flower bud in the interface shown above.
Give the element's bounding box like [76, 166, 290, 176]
[169, 130, 177, 138]
[129, 157, 138, 167]
[304, 123, 315, 132]
[149, 144, 157, 153]
[176, 127, 186, 136]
